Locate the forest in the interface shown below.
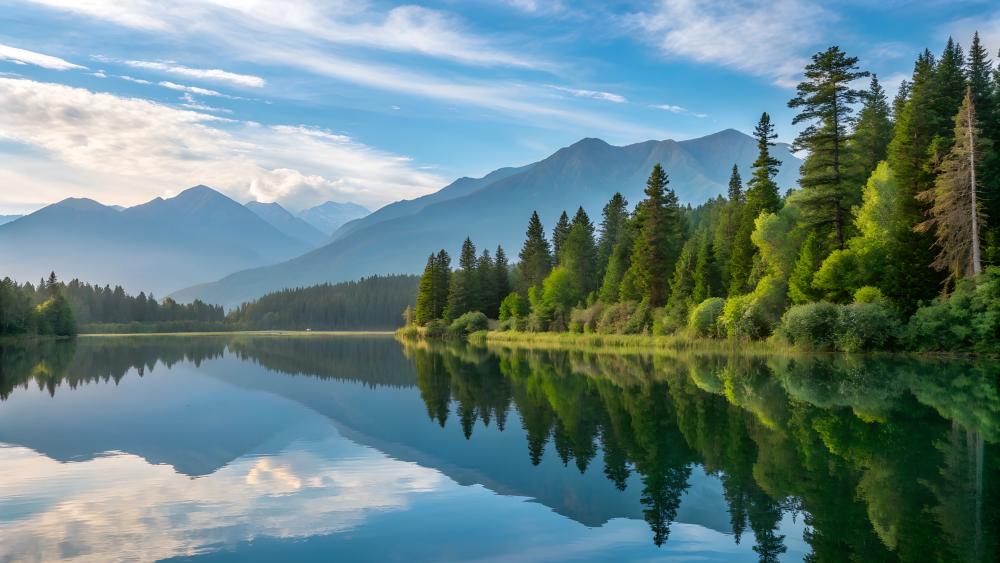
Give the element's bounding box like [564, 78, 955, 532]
[410, 36, 1000, 354]
[0, 273, 417, 336]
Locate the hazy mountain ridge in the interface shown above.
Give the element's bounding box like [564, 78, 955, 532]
[245, 201, 328, 247]
[298, 201, 371, 236]
[0, 186, 311, 296]
[174, 129, 802, 307]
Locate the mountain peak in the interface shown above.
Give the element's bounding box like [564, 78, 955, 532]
[49, 197, 109, 212]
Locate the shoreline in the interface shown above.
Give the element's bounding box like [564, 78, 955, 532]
[78, 330, 397, 337]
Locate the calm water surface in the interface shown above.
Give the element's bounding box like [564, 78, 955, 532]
[0, 335, 997, 562]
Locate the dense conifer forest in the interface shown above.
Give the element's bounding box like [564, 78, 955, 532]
[411, 37, 1000, 353]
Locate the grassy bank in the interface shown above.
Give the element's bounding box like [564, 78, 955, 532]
[80, 330, 396, 337]
[475, 330, 785, 354]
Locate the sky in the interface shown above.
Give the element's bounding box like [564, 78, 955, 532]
[1, 0, 999, 214]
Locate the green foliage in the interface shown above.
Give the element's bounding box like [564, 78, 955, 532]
[902, 268, 1000, 352]
[596, 301, 637, 334]
[688, 297, 726, 338]
[788, 232, 823, 304]
[776, 302, 841, 350]
[552, 210, 571, 259]
[448, 311, 489, 338]
[853, 286, 887, 305]
[569, 302, 605, 334]
[416, 251, 450, 324]
[788, 46, 869, 248]
[35, 295, 76, 336]
[561, 207, 599, 294]
[599, 218, 635, 303]
[597, 192, 629, 277]
[518, 211, 553, 289]
[498, 292, 528, 320]
[847, 75, 894, 191]
[627, 164, 684, 307]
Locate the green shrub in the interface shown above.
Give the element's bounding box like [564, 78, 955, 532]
[570, 303, 605, 334]
[836, 302, 900, 352]
[424, 319, 448, 339]
[721, 294, 770, 340]
[597, 302, 637, 334]
[853, 286, 887, 305]
[903, 269, 1000, 353]
[622, 300, 651, 334]
[497, 318, 516, 332]
[775, 302, 840, 350]
[448, 311, 489, 337]
[688, 298, 726, 338]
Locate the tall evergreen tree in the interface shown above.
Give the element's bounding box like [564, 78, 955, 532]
[627, 164, 684, 307]
[445, 238, 478, 319]
[731, 113, 782, 294]
[691, 227, 718, 303]
[916, 88, 985, 283]
[552, 211, 571, 262]
[434, 250, 452, 318]
[494, 245, 511, 305]
[476, 249, 498, 316]
[597, 193, 629, 278]
[562, 207, 599, 295]
[930, 38, 967, 148]
[518, 211, 553, 290]
[788, 46, 869, 248]
[848, 75, 893, 189]
[968, 32, 999, 263]
[728, 164, 744, 202]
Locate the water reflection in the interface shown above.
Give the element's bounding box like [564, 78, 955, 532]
[0, 336, 997, 562]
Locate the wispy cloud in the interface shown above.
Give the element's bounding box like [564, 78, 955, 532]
[650, 103, 707, 118]
[550, 85, 627, 103]
[0, 43, 85, 70]
[178, 93, 232, 114]
[0, 77, 445, 210]
[118, 75, 151, 85]
[122, 60, 265, 88]
[629, 0, 831, 87]
[159, 81, 239, 99]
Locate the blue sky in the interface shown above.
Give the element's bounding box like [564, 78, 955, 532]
[1, 0, 998, 214]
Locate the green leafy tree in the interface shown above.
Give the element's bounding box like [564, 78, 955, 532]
[788, 232, 824, 304]
[788, 46, 869, 248]
[599, 218, 636, 303]
[627, 164, 684, 307]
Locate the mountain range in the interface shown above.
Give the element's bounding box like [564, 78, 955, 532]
[298, 201, 371, 236]
[0, 186, 313, 296]
[175, 129, 802, 307]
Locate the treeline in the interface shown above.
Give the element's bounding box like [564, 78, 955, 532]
[0, 273, 76, 336]
[411, 35, 1000, 353]
[230, 274, 419, 330]
[2, 272, 418, 336]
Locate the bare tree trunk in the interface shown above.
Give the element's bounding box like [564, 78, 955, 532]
[968, 99, 982, 276]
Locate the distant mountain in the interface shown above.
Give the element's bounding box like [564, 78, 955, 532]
[0, 186, 311, 296]
[0, 214, 22, 226]
[245, 201, 327, 247]
[174, 129, 802, 307]
[298, 201, 370, 236]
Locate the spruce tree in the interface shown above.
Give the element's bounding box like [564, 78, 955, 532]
[930, 38, 967, 147]
[494, 245, 511, 307]
[562, 207, 599, 294]
[434, 250, 451, 318]
[728, 164, 744, 202]
[599, 218, 635, 303]
[788, 46, 869, 248]
[968, 32, 999, 262]
[916, 88, 985, 283]
[476, 249, 497, 316]
[848, 75, 893, 190]
[552, 210, 571, 262]
[691, 228, 718, 303]
[627, 164, 683, 307]
[518, 211, 553, 289]
[731, 114, 781, 294]
[597, 193, 629, 278]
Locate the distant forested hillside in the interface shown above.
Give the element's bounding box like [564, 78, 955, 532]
[228, 275, 419, 330]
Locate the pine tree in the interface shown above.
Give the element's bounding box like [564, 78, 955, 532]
[728, 164, 744, 202]
[848, 75, 893, 190]
[597, 193, 629, 278]
[599, 218, 635, 303]
[552, 210, 571, 262]
[788, 232, 824, 304]
[476, 249, 497, 316]
[788, 46, 869, 248]
[519, 211, 553, 290]
[691, 227, 718, 303]
[494, 245, 511, 309]
[627, 164, 684, 307]
[930, 38, 967, 147]
[968, 32, 999, 263]
[731, 114, 782, 294]
[434, 250, 451, 318]
[916, 88, 985, 283]
[562, 207, 599, 294]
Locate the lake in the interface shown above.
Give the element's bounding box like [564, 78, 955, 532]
[0, 335, 997, 562]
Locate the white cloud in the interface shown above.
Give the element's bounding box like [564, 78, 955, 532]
[650, 103, 707, 118]
[118, 75, 151, 85]
[630, 0, 831, 87]
[159, 80, 235, 98]
[123, 59, 266, 88]
[0, 77, 445, 210]
[179, 93, 233, 114]
[550, 85, 627, 103]
[0, 42, 85, 70]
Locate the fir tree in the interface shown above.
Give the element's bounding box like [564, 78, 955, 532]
[788, 46, 869, 248]
[848, 75, 893, 190]
[518, 211, 553, 290]
[597, 193, 629, 277]
[691, 228, 718, 303]
[916, 88, 985, 283]
[731, 114, 782, 294]
[728, 164, 744, 202]
[494, 245, 511, 309]
[476, 249, 497, 316]
[562, 207, 599, 294]
[552, 210, 571, 262]
[788, 232, 824, 304]
[627, 164, 684, 307]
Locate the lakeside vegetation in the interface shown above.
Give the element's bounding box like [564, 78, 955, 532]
[406, 37, 1000, 355]
[0, 274, 417, 337]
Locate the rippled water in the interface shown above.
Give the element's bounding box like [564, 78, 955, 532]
[0, 335, 996, 562]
